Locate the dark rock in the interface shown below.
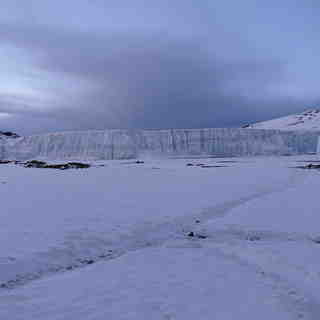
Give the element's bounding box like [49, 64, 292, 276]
[188, 232, 195, 237]
[79, 259, 95, 265]
[0, 160, 13, 164]
[195, 219, 200, 223]
[67, 162, 90, 169]
[0, 131, 20, 138]
[197, 234, 207, 239]
[24, 160, 47, 168]
[312, 236, 320, 244]
[44, 164, 69, 170]
[24, 161, 90, 170]
[300, 163, 320, 170]
[246, 234, 261, 241]
[201, 165, 227, 168]
[135, 160, 145, 164]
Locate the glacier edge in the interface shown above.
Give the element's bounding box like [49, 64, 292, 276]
[0, 128, 319, 160]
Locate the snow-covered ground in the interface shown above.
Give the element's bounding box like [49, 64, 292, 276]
[247, 108, 320, 131]
[0, 156, 320, 319]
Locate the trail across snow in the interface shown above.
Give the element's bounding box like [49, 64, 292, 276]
[0, 156, 319, 319]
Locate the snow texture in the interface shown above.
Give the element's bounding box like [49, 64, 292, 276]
[247, 108, 320, 131]
[0, 128, 319, 160]
[1, 156, 320, 319]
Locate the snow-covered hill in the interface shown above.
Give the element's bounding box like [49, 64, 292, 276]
[244, 109, 320, 131]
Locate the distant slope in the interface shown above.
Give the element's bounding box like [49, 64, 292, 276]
[243, 109, 320, 131]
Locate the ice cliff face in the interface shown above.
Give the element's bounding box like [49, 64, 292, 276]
[0, 131, 20, 160]
[0, 128, 319, 160]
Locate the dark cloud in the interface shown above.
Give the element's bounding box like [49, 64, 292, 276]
[0, 1, 319, 134]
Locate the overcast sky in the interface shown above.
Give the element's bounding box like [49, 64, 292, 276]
[1, 1, 319, 135]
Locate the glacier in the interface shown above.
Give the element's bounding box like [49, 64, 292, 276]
[0, 128, 319, 160]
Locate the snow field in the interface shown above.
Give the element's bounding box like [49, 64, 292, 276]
[0, 155, 319, 319]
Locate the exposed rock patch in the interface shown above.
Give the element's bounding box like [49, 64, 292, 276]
[0, 131, 20, 138]
[294, 163, 320, 170]
[24, 160, 91, 170]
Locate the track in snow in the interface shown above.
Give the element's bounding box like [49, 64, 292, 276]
[0, 166, 305, 290]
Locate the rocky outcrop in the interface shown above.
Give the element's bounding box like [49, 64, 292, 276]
[24, 160, 90, 169]
[0, 131, 20, 139]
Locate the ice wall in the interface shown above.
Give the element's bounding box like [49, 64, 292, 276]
[1, 128, 319, 160]
[317, 136, 320, 154]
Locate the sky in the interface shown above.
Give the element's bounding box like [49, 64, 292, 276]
[1, 0, 320, 135]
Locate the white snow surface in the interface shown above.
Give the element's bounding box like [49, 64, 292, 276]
[247, 108, 320, 131]
[0, 156, 320, 319]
